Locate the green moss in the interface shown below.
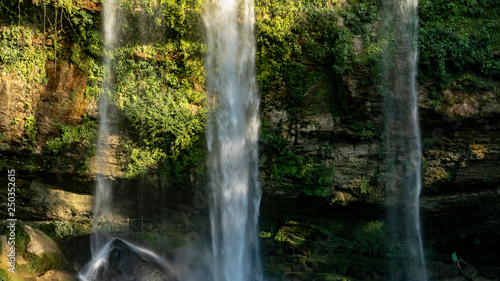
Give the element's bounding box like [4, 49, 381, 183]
[39, 253, 69, 272]
[18, 252, 69, 276]
[0, 268, 8, 281]
[15, 225, 30, 257]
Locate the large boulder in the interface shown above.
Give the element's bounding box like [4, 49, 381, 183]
[428, 261, 459, 280]
[80, 239, 178, 281]
[23, 225, 63, 257]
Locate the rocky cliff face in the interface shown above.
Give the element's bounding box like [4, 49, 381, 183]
[0, 60, 97, 231]
[0, 60, 96, 169]
[260, 50, 500, 269]
[0, 0, 499, 279]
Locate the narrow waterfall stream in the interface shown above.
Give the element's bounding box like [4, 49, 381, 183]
[381, 0, 427, 280]
[91, 0, 116, 258]
[203, 1, 263, 281]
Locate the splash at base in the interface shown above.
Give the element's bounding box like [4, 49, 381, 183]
[79, 237, 178, 281]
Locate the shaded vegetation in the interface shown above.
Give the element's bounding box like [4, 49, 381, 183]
[255, 0, 381, 116]
[418, 0, 500, 90]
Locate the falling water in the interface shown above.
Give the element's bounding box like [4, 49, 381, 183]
[203, 1, 263, 281]
[381, 0, 427, 280]
[92, 0, 117, 257]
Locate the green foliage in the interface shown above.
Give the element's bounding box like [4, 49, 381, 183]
[0, 224, 30, 257]
[19, 114, 38, 152]
[0, 156, 7, 171]
[0, 26, 49, 86]
[113, 44, 206, 182]
[358, 178, 370, 194]
[166, 137, 206, 185]
[260, 124, 334, 198]
[0, 1, 106, 99]
[451, 73, 500, 99]
[71, 43, 104, 98]
[0, 0, 207, 184]
[0, 268, 8, 281]
[116, 0, 204, 41]
[94, 1, 208, 184]
[423, 136, 443, 148]
[348, 119, 376, 140]
[255, 0, 381, 140]
[38, 221, 72, 238]
[351, 220, 384, 255]
[19, 252, 68, 276]
[289, 218, 387, 257]
[115, 50, 204, 154]
[341, 0, 380, 35]
[44, 116, 97, 173]
[39, 253, 68, 272]
[45, 117, 97, 154]
[418, 0, 500, 89]
[121, 143, 164, 179]
[255, 0, 353, 100]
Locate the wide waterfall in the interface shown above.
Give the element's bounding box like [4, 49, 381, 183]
[203, 1, 263, 281]
[91, 0, 117, 257]
[381, 0, 427, 280]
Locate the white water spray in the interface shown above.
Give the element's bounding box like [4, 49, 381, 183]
[203, 1, 263, 281]
[80, 238, 177, 281]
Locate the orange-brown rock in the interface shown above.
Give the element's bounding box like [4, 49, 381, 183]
[35, 60, 89, 138]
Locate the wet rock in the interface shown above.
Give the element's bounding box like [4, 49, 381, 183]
[81, 239, 178, 281]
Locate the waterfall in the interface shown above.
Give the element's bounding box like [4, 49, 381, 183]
[203, 1, 263, 281]
[381, 0, 427, 280]
[91, 0, 117, 257]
